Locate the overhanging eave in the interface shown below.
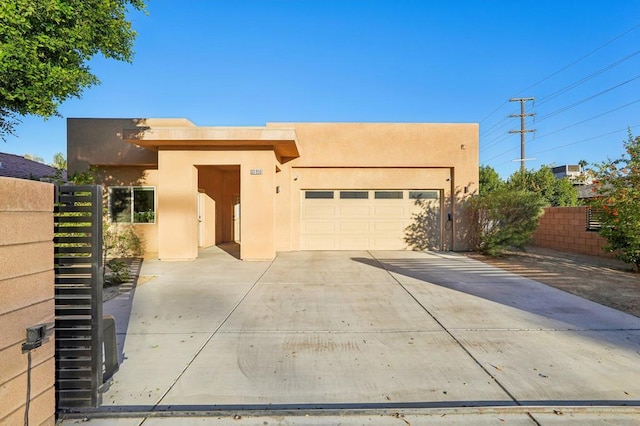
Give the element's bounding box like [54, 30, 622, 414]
[122, 126, 300, 161]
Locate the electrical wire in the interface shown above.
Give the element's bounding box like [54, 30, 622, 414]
[528, 124, 640, 157]
[535, 73, 640, 123]
[481, 131, 513, 152]
[481, 117, 514, 140]
[515, 23, 640, 96]
[536, 49, 640, 106]
[485, 124, 640, 168]
[24, 350, 31, 426]
[534, 98, 640, 140]
[477, 22, 640, 138]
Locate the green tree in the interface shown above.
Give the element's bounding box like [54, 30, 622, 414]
[0, 0, 146, 139]
[478, 165, 504, 194]
[469, 188, 545, 256]
[52, 152, 66, 170]
[507, 166, 578, 207]
[592, 132, 640, 271]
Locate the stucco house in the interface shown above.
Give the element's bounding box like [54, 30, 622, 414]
[67, 118, 478, 261]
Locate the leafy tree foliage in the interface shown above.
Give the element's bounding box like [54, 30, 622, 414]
[468, 188, 545, 256]
[592, 132, 640, 271]
[0, 0, 146, 139]
[52, 151, 66, 170]
[479, 165, 504, 194]
[507, 166, 578, 207]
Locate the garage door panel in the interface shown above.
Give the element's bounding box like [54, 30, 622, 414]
[303, 220, 336, 233]
[338, 221, 370, 233]
[373, 220, 405, 232]
[339, 205, 372, 217]
[301, 189, 440, 250]
[303, 205, 336, 218]
[373, 205, 406, 217]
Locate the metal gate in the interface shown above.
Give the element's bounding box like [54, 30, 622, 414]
[54, 185, 104, 408]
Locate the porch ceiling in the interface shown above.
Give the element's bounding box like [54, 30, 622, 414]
[122, 126, 300, 162]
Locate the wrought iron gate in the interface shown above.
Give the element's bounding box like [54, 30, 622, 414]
[53, 185, 104, 408]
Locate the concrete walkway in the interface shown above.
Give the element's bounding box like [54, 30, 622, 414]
[59, 248, 640, 425]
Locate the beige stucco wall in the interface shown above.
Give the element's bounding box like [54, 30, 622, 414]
[68, 119, 479, 258]
[93, 166, 159, 255]
[0, 177, 55, 425]
[273, 123, 479, 251]
[157, 150, 276, 261]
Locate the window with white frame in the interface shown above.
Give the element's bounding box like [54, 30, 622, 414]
[108, 187, 156, 223]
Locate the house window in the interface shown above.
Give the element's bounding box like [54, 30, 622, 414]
[340, 191, 368, 199]
[409, 191, 439, 200]
[375, 191, 403, 199]
[109, 187, 155, 223]
[305, 191, 334, 199]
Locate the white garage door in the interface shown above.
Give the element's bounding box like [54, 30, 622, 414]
[300, 190, 441, 250]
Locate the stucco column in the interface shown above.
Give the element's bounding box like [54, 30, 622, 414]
[157, 150, 198, 260]
[240, 152, 276, 260]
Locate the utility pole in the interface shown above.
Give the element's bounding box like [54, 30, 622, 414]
[509, 97, 536, 172]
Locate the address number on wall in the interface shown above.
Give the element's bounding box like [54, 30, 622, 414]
[250, 169, 263, 175]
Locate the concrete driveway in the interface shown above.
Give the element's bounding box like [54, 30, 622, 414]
[63, 247, 640, 424]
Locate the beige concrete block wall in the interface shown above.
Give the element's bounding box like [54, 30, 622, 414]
[0, 177, 55, 425]
[532, 206, 611, 257]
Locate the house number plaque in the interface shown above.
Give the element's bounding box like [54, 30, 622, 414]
[250, 169, 263, 175]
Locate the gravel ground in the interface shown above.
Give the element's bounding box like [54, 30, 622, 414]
[467, 246, 640, 318]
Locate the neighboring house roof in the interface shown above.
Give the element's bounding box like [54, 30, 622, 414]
[577, 184, 598, 199]
[0, 152, 65, 181]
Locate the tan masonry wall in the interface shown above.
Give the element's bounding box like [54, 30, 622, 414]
[0, 177, 55, 425]
[532, 206, 610, 258]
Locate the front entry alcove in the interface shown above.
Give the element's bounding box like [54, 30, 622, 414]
[196, 165, 241, 251]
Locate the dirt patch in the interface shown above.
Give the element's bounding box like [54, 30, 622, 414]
[103, 258, 144, 302]
[466, 246, 640, 318]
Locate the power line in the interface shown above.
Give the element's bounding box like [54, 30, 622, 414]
[536, 49, 640, 107]
[528, 124, 640, 157]
[480, 119, 514, 143]
[534, 98, 640, 140]
[535, 73, 640, 123]
[481, 133, 511, 153]
[482, 145, 520, 164]
[477, 22, 640, 129]
[479, 100, 509, 125]
[515, 23, 640, 95]
[485, 124, 640, 168]
[480, 115, 510, 137]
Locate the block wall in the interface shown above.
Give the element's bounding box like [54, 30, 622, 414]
[532, 206, 610, 258]
[0, 177, 55, 425]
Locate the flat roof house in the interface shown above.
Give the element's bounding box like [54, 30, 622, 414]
[67, 119, 478, 261]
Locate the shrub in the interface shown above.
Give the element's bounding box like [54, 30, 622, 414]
[592, 132, 640, 271]
[104, 222, 143, 258]
[105, 259, 130, 286]
[469, 188, 545, 256]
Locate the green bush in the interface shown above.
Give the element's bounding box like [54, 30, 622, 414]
[469, 188, 545, 256]
[105, 259, 130, 286]
[104, 222, 142, 258]
[592, 133, 640, 271]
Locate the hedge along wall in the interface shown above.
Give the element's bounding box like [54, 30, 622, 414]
[532, 206, 610, 258]
[0, 177, 55, 425]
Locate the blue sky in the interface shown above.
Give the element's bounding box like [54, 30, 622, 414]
[3, 0, 640, 178]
